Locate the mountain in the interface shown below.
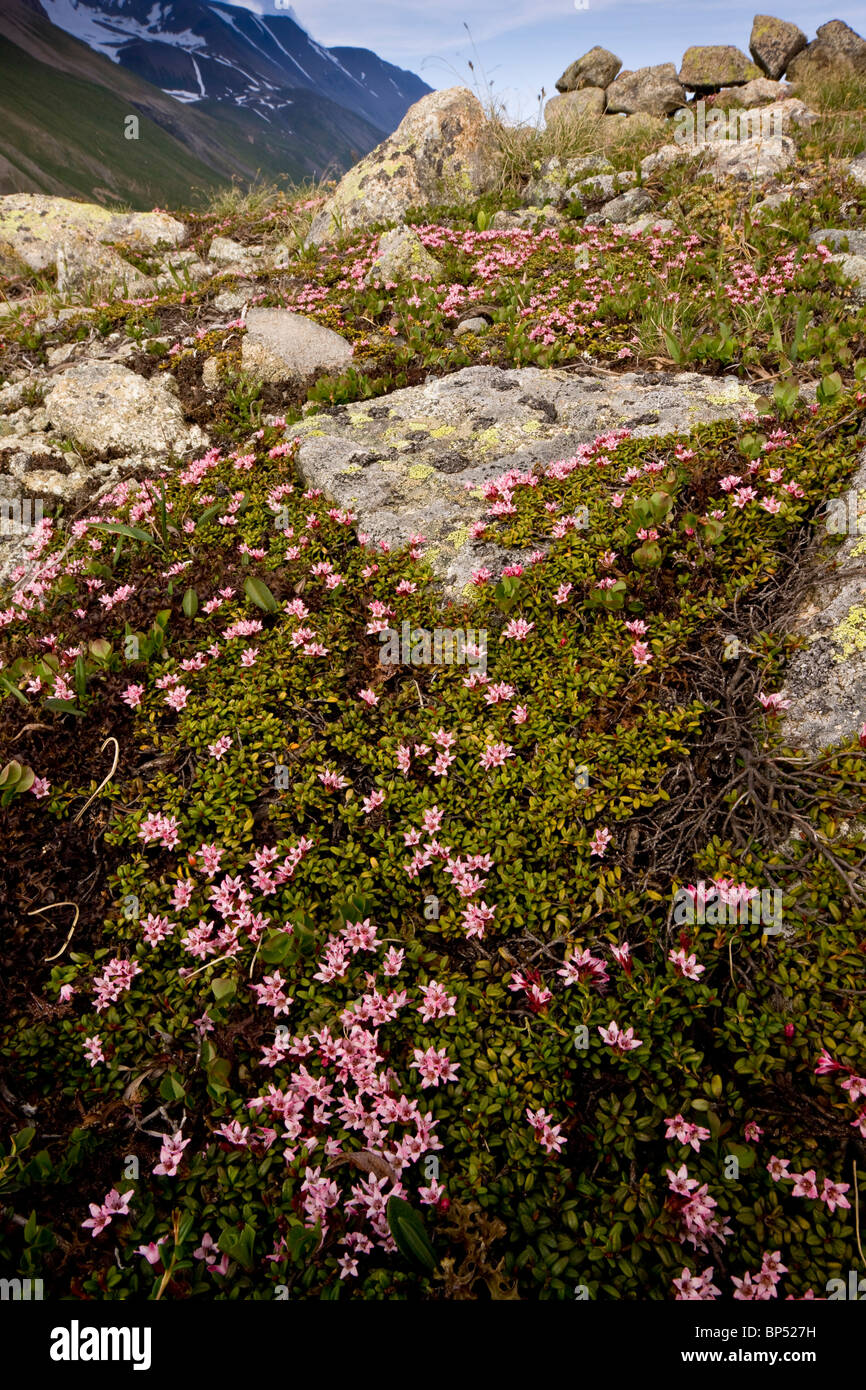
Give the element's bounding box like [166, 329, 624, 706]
[0, 0, 431, 209]
[38, 0, 430, 134]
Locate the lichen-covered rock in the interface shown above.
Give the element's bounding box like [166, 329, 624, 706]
[714, 76, 788, 106]
[241, 309, 353, 385]
[811, 227, 866, 257]
[307, 88, 498, 246]
[0, 195, 185, 294]
[544, 88, 606, 125]
[364, 227, 443, 287]
[709, 134, 796, 181]
[291, 364, 758, 598]
[523, 154, 613, 208]
[679, 45, 762, 93]
[788, 21, 866, 82]
[208, 236, 259, 266]
[585, 187, 653, 227]
[749, 15, 807, 80]
[556, 47, 622, 92]
[782, 448, 866, 750]
[606, 64, 687, 116]
[43, 362, 206, 459]
[577, 171, 638, 202]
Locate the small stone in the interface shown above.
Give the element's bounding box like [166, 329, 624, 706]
[241, 309, 353, 385]
[454, 317, 489, 338]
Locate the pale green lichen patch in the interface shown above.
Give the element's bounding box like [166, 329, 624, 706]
[407, 464, 435, 481]
[831, 602, 866, 660]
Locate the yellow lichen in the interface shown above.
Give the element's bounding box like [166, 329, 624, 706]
[831, 603, 866, 661]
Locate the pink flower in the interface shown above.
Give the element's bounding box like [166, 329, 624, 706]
[83, 1035, 104, 1067]
[789, 1169, 819, 1199]
[358, 688, 379, 706]
[766, 1155, 790, 1182]
[599, 1021, 643, 1054]
[758, 691, 790, 715]
[164, 685, 190, 711]
[668, 948, 705, 981]
[501, 617, 535, 641]
[153, 1131, 190, 1177]
[631, 641, 652, 667]
[409, 1047, 460, 1088]
[820, 1178, 850, 1214]
[590, 826, 612, 857]
[31, 777, 50, 798]
[208, 735, 232, 760]
[121, 684, 144, 708]
[744, 1122, 763, 1143]
[479, 741, 514, 770]
[417, 981, 457, 1022]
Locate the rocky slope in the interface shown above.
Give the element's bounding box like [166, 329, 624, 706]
[0, 0, 429, 205]
[1, 25, 866, 1306]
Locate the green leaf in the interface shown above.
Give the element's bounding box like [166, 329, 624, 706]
[244, 577, 279, 613]
[211, 977, 237, 1002]
[182, 588, 199, 619]
[386, 1195, 438, 1272]
[90, 522, 157, 548]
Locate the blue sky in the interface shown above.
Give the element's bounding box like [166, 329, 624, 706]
[240, 2, 866, 118]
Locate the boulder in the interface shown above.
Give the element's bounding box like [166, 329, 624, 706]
[0, 195, 185, 294]
[241, 309, 353, 385]
[208, 236, 259, 265]
[606, 64, 687, 117]
[585, 187, 653, 227]
[788, 21, 866, 83]
[714, 76, 788, 106]
[749, 16, 807, 80]
[556, 47, 622, 92]
[291, 364, 759, 597]
[782, 447, 866, 750]
[364, 227, 443, 287]
[545, 88, 606, 124]
[811, 227, 866, 257]
[577, 171, 638, 201]
[708, 134, 796, 180]
[43, 362, 206, 459]
[679, 45, 762, 93]
[827, 252, 866, 302]
[523, 155, 613, 208]
[307, 89, 498, 245]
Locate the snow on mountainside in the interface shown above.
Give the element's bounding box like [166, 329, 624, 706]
[39, 0, 431, 130]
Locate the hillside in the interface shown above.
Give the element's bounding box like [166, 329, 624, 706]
[1, 18, 866, 1337]
[0, 0, 428, 208]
